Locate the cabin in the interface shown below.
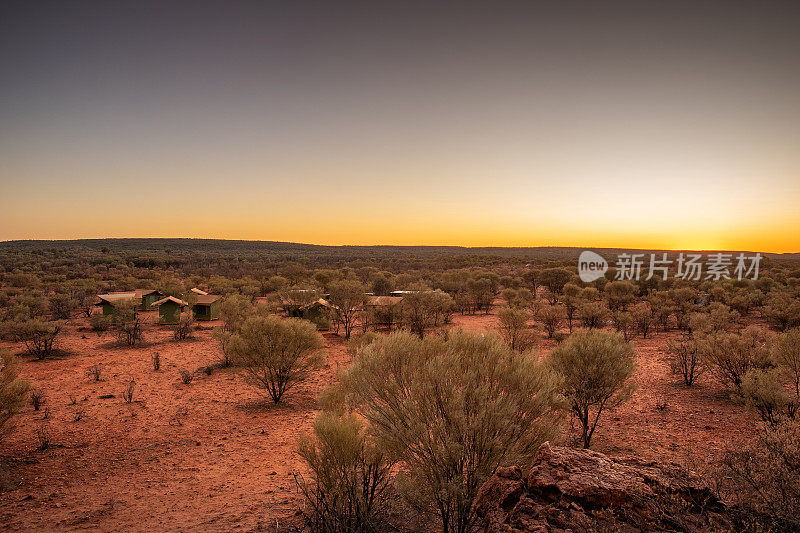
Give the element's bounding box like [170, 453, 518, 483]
[151, 296, 189, 325]
[95, 292, 137, 315]
[282, 297, 331, 321]
[365, 295, 404, 328]
[192, 294, 221, 321]
[95, 289, 163, 314]
[138, 289, 163, 311]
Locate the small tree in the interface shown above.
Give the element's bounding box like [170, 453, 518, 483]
[1, 351, 31, 442]
[329, 280, 367, 340]
[535, 303, 563, 339]
[219, 293, 251, 332]
[296, 412, 393, 532]
[497, 306, 534, 351]
[229, 315, 323, 403]
[548, 329, 636, 448]
[400, 286, 454, 339]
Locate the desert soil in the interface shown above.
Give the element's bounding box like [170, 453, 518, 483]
[1, 309, 757, 531]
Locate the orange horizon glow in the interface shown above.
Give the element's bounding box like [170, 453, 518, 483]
[2, 3, 799, 254]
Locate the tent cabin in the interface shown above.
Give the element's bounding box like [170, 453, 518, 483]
[151, 296, 189, 325]
[190, 287, 208, 296]
[281, 296, 331, 323]
[137, 289, 163, 311]
[95, 289, 164, 314]
[95, 292, 137, 315]
[365, 295, 404, 328]
[192, 294, 221, 321]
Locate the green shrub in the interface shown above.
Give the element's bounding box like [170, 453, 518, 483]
[330, 330, 561, 533]
[229, 315, 323, 403]
[1, 351, 31, 441]
[296, 412, 392, 533]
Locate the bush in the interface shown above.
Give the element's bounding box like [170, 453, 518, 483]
[1, 351, 31, 441]
[296, 412, 392, 533]
[89, 313, 112, 332]
[773, 328, 800, 398]
[667, 338, 703, 386]
[535, 303, 563, 339]
[548, 329, 636, 448]
[87, 364, 102, 382]
[330, 330, 560, 533]
[698, 326, 772, 391]
[630, 302, 653, 338]
[577, 302, 608, 329]
[400, 286, 454, 339]
[29, 388, 45, 411]
[229, 315, 324, 403]
[4, 319, 62, 359]
[113, 301, 142, 346]
[151, 352, 161, 371]
[497, 306, 535, 351]
[173, 314, 195, 340]
[720, 421, 800, 531]
[740, 368, 797, 426]
[122, 379, 135, 403]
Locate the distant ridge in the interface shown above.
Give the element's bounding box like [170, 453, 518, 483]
[0, 238, 796, 260]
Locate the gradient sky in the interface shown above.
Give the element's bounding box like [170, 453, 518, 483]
[1, 1, 799, 251]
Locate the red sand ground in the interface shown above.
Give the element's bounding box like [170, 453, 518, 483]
[1, 309, 758, 531]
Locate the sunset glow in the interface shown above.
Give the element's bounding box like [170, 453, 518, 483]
[1, 2, 799, 252]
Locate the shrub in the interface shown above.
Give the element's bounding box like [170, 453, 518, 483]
[548, 329, 636, 448]
[630, 302, 653, 338]
[497, 306, 535, 351]
[151, 352, 161, 371]
[229, 315, 324, 403]
[773, 328, 800, 398]
[219, 294, 251, 332]
[212, 327, 233, 367]
[720, 421, 800, 531]
[1, 351, 31, 441]
[400, 285, 454, 339]
[604, 281, 637, 311]
[89, 313, 112, 332]
[296, 412, 392, 533]
[4, 319, 62, 359]
[112, 300, 142, 346]
[611, 310, 634, 341]
[29, 388, 46, 411]
[577, 302, 608, 330]
[87, 364, 102, 382]
[667, 338, 703, 386]
[535, 303, 563, 339]
[698, 326, 772, 390]
[740, 368, 797, 425]
[330, 330, 560, 533]
[122, 379, 135, 403]
[173, 314, 195, 340]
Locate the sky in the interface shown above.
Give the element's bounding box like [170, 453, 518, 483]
[1, 1, 799, 251]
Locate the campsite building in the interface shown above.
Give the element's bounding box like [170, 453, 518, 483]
[151, 296, 189, 325]
[365, 295, 404, 328]
[95, 289, 163, 315]
[192, 294, 221, 321]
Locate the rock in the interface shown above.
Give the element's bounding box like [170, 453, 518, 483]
[474, 442, 732, 532]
